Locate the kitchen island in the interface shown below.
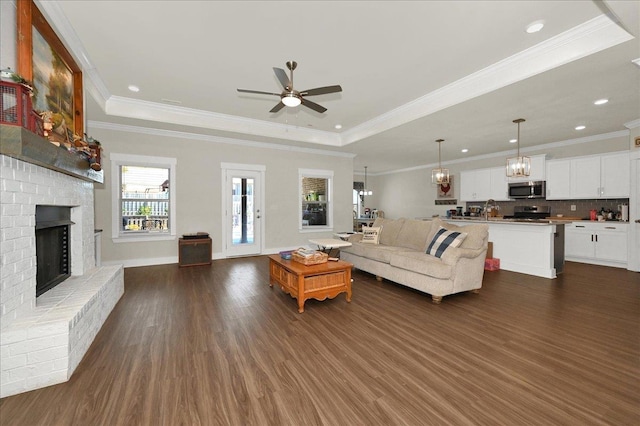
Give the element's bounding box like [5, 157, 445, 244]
[444, 218, 564, 279]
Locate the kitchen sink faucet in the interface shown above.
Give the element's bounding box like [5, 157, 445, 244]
[484, 199, 497, 220]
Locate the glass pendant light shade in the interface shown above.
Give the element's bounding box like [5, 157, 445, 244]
[432, 139, 450, 184]
[282, 93, 301, 107]
[506, 118, 531, 177]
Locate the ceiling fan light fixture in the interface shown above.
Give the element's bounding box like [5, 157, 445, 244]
[282, 93, 301, 107]
[506, 118, 531, 177]
[432, 139, 450, 185]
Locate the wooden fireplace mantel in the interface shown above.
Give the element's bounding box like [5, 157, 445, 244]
[0, 124, 103, 183]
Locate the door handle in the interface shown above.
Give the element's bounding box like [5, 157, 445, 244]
[636, 219, 640, 223]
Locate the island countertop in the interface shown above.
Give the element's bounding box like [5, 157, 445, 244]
[440, 218, 564, 278]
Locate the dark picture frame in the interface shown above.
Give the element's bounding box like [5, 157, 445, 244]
[17, 0, 83, 137]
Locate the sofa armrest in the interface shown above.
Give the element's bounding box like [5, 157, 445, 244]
[440, 246, 486, 266]
[347, 233, 363, 243]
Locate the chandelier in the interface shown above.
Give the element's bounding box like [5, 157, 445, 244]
[431, 139, 450, 184]
[359, 166, 372, 196]
[506, 118, 531, 177]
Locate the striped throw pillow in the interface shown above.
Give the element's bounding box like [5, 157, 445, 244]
[426, 227, 467, 258]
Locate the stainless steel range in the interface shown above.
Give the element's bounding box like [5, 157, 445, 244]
[504, 205, 551, 221]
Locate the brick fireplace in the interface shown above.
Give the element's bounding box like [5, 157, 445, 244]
[0, 154, 123, 398]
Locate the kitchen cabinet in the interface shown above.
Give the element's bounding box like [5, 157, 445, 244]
[571, 156, 604, 199]
[489, 167, 509, 201]
[545, 159, 571, 199]
[460, 169, 491, 201]
[600, 152, 630, 198]
[571, 152, 629, 199]
[565, 222, 628, 267]
[507, 154, 546, 182]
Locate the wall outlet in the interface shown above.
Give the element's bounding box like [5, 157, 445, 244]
[570, 205, 576, 211]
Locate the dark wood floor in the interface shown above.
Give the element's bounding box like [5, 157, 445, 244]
[1, 258, 638, 425]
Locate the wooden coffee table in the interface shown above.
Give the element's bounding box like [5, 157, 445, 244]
[268, 254, 352, 313]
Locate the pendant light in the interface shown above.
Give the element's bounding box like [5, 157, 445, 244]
[431, 139, 450, 184]
[506, 118, 531, 177]
[359, 166, 372, 196]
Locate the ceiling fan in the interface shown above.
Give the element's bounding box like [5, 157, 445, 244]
[237, 60, 342, 113]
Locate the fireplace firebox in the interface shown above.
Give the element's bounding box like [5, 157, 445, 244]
[35, 206, 73, 297]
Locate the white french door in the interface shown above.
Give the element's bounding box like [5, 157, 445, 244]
[221, 163, 265, 257]
[629, 156, 640, 271]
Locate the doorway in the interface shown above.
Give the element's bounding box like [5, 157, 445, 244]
[221, 163, 265, 257]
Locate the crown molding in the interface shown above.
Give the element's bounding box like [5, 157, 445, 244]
[340, 14, 633, 146]
[104, 96, 341, 146]
[87, 120, 355, 159]
[372, 129, 630, 176]
[624, 118, 640, 129]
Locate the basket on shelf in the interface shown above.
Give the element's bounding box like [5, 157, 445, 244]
[291, 249, 328, 265]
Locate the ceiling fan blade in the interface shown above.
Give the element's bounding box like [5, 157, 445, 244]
[300, 85, 342, 96]
[273, 68, 291, 90]
[301, 98, 327, 113]
[270, 102, 285, 113]
[237, 89, 281, 96]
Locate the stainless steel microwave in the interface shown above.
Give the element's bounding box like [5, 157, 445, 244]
[508, 181, 546, 199]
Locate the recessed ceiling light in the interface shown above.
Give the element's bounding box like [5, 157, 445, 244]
[509, 139, 517, 143]
[526, 20, 545, 34]
[334, 124, 342, 129]
[594, 98, 608, 105]
[128, 85, 140, 92]
[461, 149, 469, 153]
[575, 125, 586, 130]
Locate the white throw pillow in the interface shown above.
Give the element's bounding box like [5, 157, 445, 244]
[426, 226, 467, 258]
[361, 227, 381, 244]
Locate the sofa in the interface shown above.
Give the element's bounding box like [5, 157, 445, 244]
[341, 217, 489, 303]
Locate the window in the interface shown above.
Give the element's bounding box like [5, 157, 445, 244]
[111, 154, 176, 242]
[299, 169, 333, 231]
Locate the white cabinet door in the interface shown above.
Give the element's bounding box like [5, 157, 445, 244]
[565, 226, 594, 258]
[600, 152, 629, 198]
[475, 169, 492, 201]
[594, 228, 628, 263]
[460, 171, 475, 201]
[490, 167, 509, 201]
[546, 159, 571, 200]
[460, 169, 492, 201]
[571, 157, 601, 199]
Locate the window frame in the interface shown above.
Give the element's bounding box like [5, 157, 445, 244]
[110, 153, 177, 242]
[299, 168, 333, 232]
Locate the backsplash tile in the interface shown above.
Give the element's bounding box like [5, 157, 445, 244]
[465, 198, 629, 220]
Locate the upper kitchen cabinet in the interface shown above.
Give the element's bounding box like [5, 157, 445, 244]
[571, 156, 602, 198]
[571, 152, 629, 199]
[489, 167, 509, 201]
[507, 155, 546, 183]
[545, 159, 571, 200]
[460, 169, 491, 201]
[600, 152, 630, 198]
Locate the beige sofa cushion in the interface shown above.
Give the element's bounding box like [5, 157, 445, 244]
[431, 218, 488, 250]
[395, 219, 434, 251]
[372, 218, 405, 246]
[343, 242, 406, 264]
[389, 251, 453, 279]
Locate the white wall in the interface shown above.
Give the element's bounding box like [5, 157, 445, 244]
[89, 125, 354, 266]
[373, 134, 630, 219]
